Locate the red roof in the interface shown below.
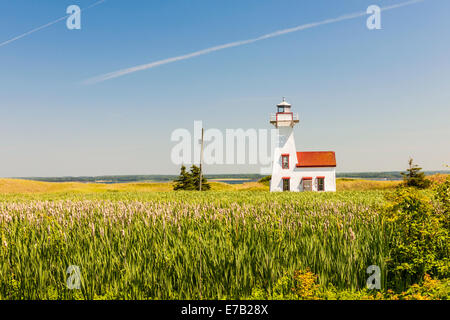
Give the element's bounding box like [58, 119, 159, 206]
[296, 151, 336, 168]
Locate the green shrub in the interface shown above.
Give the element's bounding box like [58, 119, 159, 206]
[247, 270, 450, 300]
[246, 269, 321, 300]
[258, 175, 271, 186]
[435, 176, 450, 229]
[383, 187, 449, 290]
[395, 274, 450, 300]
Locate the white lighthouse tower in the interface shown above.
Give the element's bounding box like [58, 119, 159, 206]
[269, 98, 337, 192]
[269, 98, 299, 192]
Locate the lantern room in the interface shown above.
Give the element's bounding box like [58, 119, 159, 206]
[270, 97, 299, 128]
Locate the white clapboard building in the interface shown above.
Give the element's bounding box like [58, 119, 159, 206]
[269, 98, 336, 192]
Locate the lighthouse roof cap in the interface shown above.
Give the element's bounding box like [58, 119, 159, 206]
[277, 97, 291, 107]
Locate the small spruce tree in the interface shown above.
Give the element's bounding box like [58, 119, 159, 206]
[190, 165, 210, 191]
[173, 165, 194, 190]
[401, 158, 431, 189]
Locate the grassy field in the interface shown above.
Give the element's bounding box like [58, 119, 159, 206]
[0, 176, 406, 195]
[0, 178, 267, 194]
[0, 189, 386, 299]
[0, 176, 447, 300]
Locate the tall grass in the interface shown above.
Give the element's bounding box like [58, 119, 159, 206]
[0, 191, 388, 299]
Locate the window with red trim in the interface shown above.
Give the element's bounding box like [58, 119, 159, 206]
[281, 154, 289, 169]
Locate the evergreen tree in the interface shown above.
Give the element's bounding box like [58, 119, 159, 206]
[173, 165, 194, 190]
[401, 158, 431, 189]
[190, 165, 210, 191]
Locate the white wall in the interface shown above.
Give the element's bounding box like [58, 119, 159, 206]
[270, 126, 297, 191]
[293, 167, 336, 192]
[271, 165, 336, 192]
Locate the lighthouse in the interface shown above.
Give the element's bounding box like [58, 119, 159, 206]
[269, 98, 337, 192]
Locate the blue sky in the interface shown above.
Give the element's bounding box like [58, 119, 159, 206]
[0, 0, 449, 176]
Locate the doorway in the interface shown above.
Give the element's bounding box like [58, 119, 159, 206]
[282, 178, 290, 191]
[302, 178, 312, 191]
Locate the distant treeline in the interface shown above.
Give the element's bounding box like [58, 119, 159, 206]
[14, 174, 264, 184]
[13, 171, 449, 183]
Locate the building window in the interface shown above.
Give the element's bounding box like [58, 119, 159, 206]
[302, 177, 312, 191]
[278, 106, 285, 113]
[317, 177, 325, 191]
[281, 154, 289, 169]
[282, 178, 290, 191]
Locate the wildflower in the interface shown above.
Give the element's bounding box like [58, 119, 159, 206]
[349, 227, 356, 241]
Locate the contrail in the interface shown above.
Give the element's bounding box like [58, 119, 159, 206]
[84, 0, 425, 84]
[0, 0, 107, 48]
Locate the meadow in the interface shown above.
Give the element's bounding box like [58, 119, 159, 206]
[0, 177, 448, 300]
[0, 177, 401, 194]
